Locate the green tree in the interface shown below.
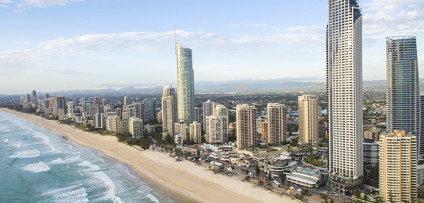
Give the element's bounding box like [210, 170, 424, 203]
[330, 198, 335, 203]
[245, 176, 250, 181]
[255, 165, 260, 176]
[354, 186, 361, 199]
[363, 193, 369, 201]
[268, 173, 272, 181]
[280, 174, 286, 185]
[389, 191, 394, 203]
[320, 193, 328, 203]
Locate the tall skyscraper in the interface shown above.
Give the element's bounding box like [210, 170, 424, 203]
[386, 36, 420, 155]
[202, 100, 216, 130]
[236, 104, 257, 148]
[195, 107, 203, 124]
[266, 103, 287, 144]
[124, 96, 130, 106]
[176, 42, 195, 124]
[143, 98, 156, 123]
[162, 85, 178, 136]
[379, 130, 417, 202]
[298, 95, 318, 144]
[327, 0, 363, 192]
[421, 95, 424, 155]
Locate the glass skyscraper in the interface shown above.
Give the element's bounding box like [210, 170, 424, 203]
[176, 42, 195, 124]
[327, 0, 363, 193]
[386, 36, 420, 155]
[421, 95, 424, 156]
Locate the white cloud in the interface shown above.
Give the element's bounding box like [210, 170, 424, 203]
[0, 0, 85, 11]
[362, 0, 424, 38]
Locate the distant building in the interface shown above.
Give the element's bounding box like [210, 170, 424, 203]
[143, 98, 156, 123]
[189, 121, 202, 143]
[174, 122, 187, 139]
[379, 130, 417, 202]
[266, 103, 287, 144]
[286, 166, 323, 189]
[318, 121, 326, 139]
[261, 122, 268, 140]
[157, 111, 162, 123]
[129, 117, 143, 139]
[162, 85, 178, 136]
[202, 100, 216, 131]
[195, 107, 203, 124]
[421, 95, 424, 156]
[175, 134, 184, 146]
[298, 95, 318, 144]
[67, 101, 74, 119]
[206, 115, 228, 144]
[363, 139, 379, 187]
[236, 104, 257, 148]
[124, 96, 130, 106]
[417, 165, 424, 186]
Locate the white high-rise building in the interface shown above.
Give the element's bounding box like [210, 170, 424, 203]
[174, 122, 187, 140]
[202, 100, 216, 130]
[162, 85, 178, 136]
[176, 42, 195, 124]
[236, 104, 257, 148]
[67, 101, 74, 119]
[266, 103, 287, 144]
[189, 121, 202, 143]
[379, 130, 417, 202]
[129, 117, 144, 139]
[327, 0, 363, 193]
[298, 95, 318, 144]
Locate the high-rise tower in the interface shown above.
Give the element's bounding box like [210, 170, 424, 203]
[327, 0, 363, 193]
[386, 36, 420, 156]
[298, 95, 319, 144]
[176, 42, 195, 124]
[162, 85, 178, 136]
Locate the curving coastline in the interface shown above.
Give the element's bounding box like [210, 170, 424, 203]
[0, 108, 297, 203]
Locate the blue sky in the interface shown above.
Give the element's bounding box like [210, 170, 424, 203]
[0, 0, 423, 94]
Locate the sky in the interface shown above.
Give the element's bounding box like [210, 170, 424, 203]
[0, 0, 423, 94]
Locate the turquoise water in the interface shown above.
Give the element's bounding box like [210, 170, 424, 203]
[0, 111, 176, 203]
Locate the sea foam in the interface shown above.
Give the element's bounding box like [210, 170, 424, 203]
[90, 171, 123, 203]
[3, 139, 8, 143]
[145, 194, 160, 203]
[23, 161, 50, 173]
[9, 149, 41, 159]
[49, 158, 66, 165]
[42, 183, 89, 203]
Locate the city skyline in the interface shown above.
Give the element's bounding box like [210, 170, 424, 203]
[0, 0, 423, 94]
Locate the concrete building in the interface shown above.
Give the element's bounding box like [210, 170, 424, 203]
[176, 42, 195, 124]
[417, 164, 424, 187]
[143, 98, 156, 123]
[386, 36, 420, 156]
[327, 0, 363, 193]
[189, 121, 202, 143]
[236, 104, 257, 148]
[162, 85, 178, 136]
[202, 100, 216, 131]
[195, 107, 203, 124]
[129, 117, 144, 139]
[261, 122, 268, 140]
[379, 130, 417, 202]
[422, 95, 424, 156]
[298, 95, 318, 144]
[67, 101, 74, 119]
[286, 166, 323, 189]
[266, 103, 287, 144]
[174, 122, 187, 140]
[206, 115, 228, 144]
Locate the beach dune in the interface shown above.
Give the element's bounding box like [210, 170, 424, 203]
[1, 108, 297, 203]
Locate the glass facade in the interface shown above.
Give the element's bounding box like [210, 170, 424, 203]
[176, 43, 195, 124]
[386, 36, 420, 155]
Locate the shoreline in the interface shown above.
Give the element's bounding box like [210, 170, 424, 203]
[0, 108, 297, 203]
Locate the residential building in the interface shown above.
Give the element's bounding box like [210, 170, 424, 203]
[266, 103, 287, 144]
[162, 85, 178, 136]
[202, 100, 216, 131]
[189, 121, 202, 143]
[174, 122, 187, 140]
[379, 130, 417, 202]
[206, 115, 228, 144]
[236, 104, 257, 148]
[327, 0, 363, 193]
[129, 117, 144, 139]
[143, 98, 156, 123]
[363, 139, 379, 187]
[298, 95, 318, 144]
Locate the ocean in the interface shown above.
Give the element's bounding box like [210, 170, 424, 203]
[0, 111, 176, 203]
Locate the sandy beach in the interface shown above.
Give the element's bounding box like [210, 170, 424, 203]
[0, 108, 297, 203]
